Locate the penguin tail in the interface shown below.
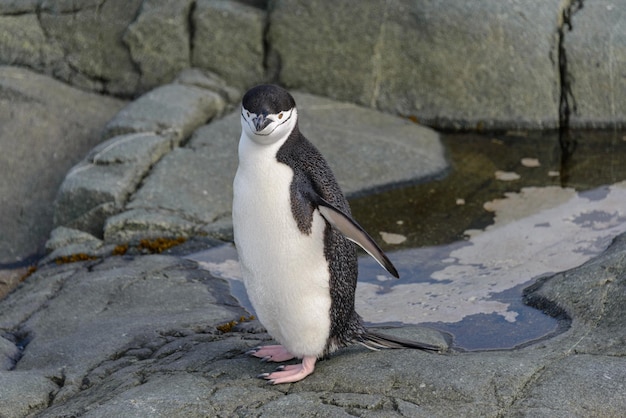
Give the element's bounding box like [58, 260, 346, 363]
[358, 330, 444, 352]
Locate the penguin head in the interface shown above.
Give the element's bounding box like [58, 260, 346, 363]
[241, 84, 297, 145]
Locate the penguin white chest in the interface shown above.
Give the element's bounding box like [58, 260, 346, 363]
[233, 139, 332, 357]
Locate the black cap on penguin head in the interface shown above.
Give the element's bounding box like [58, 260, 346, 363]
[242, 85, 296, 116]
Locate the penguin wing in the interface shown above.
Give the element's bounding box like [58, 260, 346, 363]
[315, 197, 400, 278]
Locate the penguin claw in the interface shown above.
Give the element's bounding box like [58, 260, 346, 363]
[256, 373, 270, 379]
[275, 365, 286, 371]
[256, 355, 318, 384]
[247, 344, 296, 362]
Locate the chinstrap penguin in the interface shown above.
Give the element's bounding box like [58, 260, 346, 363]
[232, 84, 439, 384]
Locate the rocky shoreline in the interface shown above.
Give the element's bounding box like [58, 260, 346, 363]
[1, 0, 625, 415]
[0, 64, 624, 416]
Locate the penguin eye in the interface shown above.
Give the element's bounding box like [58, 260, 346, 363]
[278, 112, 283, 120]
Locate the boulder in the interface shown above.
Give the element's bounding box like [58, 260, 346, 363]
[269, 0, 562, 130]
[564, 0, 626, 128]
[0, 66, 126, 264]
[192, 0, 266, 89]
[123, 0, 195, 92]
[37, 0, 144, 95]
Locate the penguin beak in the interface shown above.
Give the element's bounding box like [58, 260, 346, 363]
[252, 114, 271, 132]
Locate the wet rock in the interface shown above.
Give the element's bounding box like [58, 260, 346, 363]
[192, 0, 266, 90]
[565, 0, 626, 129]
[525, 232, 626, 356]
[124, 0, 195, 91]
[0, 66, 126, 265]
[270, 0, 561, 130]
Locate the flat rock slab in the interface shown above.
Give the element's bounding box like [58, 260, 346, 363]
[0, 232, 624, 416]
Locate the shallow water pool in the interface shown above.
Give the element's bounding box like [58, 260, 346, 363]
[349, 129, 626, 350]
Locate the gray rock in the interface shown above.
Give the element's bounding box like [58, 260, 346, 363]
[52, 77, 232, 244]
[524, 232, 626, 357]
[192, 0, 266, 90]
[270, 0, 561, 130]
[0, 371, 60, 418]
[0, 254, 245, 410]
[3, 0, 625, 129]
[0, 229, 625, 416]
[50, 130, 183, 241]
[0, 0, 39, 14]
[101, 84, 226, 141]
[104, 209, 200, 243]
[0, 13, 65, 72]
[53, 155, 154, 235]
[123, 0, 195, 92]
[173, 67, 242, 105]
[45, 227, 103, 253]
[294, 93, 445, 195]
[41, 227, 110, 266]
[0, 66, 126, 265]
[0, 334, 19, 371]
[103, 91, 445, 244]
[565, 0, 626, 129]
[38, 0, 143, 95]
[509, 354, 626, 417]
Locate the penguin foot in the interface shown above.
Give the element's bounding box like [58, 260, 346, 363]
[260, 355, 317, 384]
[247, 344, 295, 362]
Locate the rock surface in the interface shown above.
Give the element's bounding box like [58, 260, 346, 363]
[0, 0, 625, 414]
[0, 66, 126, 266]
[0, 231, 624, 416]
[270, 0, 561, 130]
[564, 0, 626, 128]
[1, 0, 625, 128]
[51, 84, 446, 250]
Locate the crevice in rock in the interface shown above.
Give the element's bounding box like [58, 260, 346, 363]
[5, 326, 32, 370]
[261, 4, 280, 84]
[120, 0, 147, 96]
[47, 371, 67, 407]
[187, 0, 197, 67]
[557, 0, 583, 186]
[369, 0, 390, 109]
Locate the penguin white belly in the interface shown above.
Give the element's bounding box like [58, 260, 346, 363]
[233, 142, 331, 358]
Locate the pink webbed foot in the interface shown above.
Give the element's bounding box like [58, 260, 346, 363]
[258, 355, 317, 384]
[246, 344, 295, 363]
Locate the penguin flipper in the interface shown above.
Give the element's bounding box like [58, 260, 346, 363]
[316, 197, 399, 278]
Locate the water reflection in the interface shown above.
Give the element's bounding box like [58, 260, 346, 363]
[349, 130, 626, 349]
